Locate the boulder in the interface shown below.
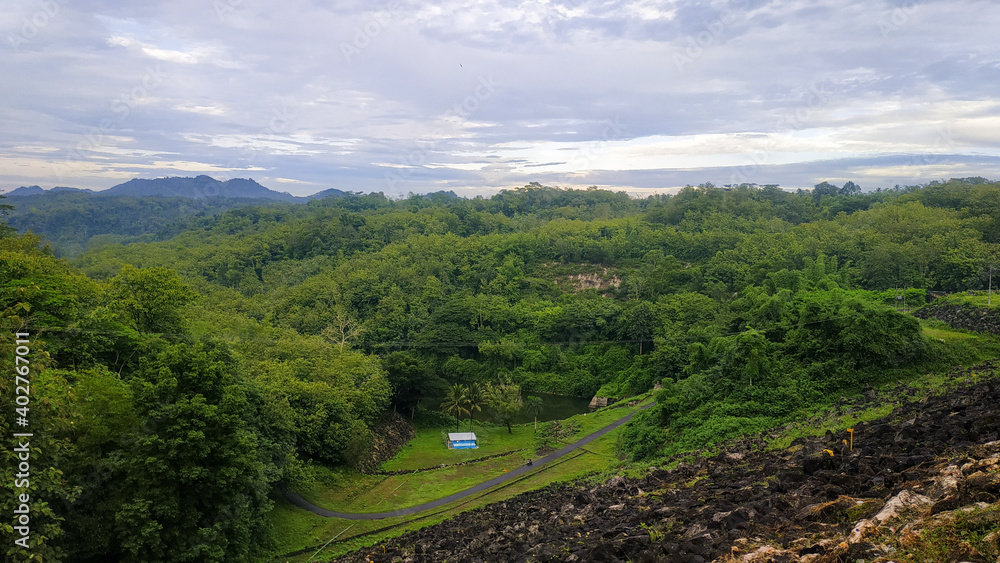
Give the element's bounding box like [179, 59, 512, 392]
[874, 490, 933, 523]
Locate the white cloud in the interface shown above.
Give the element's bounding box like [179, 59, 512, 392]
[2, 0, 1000, 195]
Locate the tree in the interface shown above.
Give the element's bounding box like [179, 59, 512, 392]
[524, 395, 544, 432]
[0, 359, 83, 562]
[115, 342, 272, 562]
[617, 301, 657, 354]
[840, 181, 861, 196]
[713, 327, 770, 388]
[484, 382, 523, 433]
[54, 366, 140, 561]
[465, 383, 485, 432]
[107, 265, 195, 335]
[813, 181, 840, 202]
[0, 193, 14, 237]
[383, 352, 446, 419]
[440, 384, 469, 430]
[320, 306, 365, 351]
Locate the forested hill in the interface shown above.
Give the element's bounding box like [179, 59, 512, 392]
[2, 176, 457, 256]
[2, 177, 1000, 562]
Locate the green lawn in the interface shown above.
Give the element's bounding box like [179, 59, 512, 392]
[381, 422, 531, 472]
[932, 291, 999, 310]
[270, 397, 653, 560]
[922, 325, 975, 341]
[299, 450, 534, 513]
[265, 338, 1000, 561]
[297, 398, 651, 513]
[272, 426, 632, 562]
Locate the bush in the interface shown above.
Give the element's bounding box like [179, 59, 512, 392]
[617, 409, 664, 461]
[534, 419, 581, 454]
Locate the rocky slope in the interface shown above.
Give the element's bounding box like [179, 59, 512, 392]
[355, 412, 416, 474]
[333, 364, 1000, 563]
[914, 303, 1000, 336]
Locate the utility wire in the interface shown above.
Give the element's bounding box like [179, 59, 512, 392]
[13, 308, 886, 350]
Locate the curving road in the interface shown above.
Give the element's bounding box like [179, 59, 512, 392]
[284, 403, 650, 520]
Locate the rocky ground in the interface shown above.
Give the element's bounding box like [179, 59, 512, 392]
[333, 364, 1000, 563]
[914, 303, 1000, 336]
[356, 412, 416, 474]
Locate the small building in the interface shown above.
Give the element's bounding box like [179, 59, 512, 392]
[447, 432, 478, 449]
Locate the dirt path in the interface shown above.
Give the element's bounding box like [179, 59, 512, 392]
[284, 403, 649, 520]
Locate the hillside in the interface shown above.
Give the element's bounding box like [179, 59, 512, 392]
[0, 177, 454, 256]
[4, 179, 1000, 562]
[4, 175, 346, 201]
[2, 190, 293, 256]
[335, 366, 1000, 563]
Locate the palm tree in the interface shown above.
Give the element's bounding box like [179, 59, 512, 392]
[440, 384, 469, 431]
[524, 395, 544, 432]
[465, 383, 485, 432]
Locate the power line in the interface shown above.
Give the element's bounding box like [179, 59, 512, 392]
[17, 309, 888, 350]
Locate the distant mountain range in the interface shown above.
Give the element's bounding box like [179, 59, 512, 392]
[3, 175, 347, 202]
[5, 185, 94, 196]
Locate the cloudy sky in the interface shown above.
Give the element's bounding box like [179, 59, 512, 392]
[3, 0, 1000, 197]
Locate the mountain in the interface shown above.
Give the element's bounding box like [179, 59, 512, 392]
[100, 175, 301, 202]
[51, 186, 96, 193]
[4, 185, 97, 196]
[307, 187, 348, 200]
[4, 176, 352, 202]
[5, 185, 46, 196]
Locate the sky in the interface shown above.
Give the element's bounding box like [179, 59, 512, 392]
[3, 0, 1000, 198]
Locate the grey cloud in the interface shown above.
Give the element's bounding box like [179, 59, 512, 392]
[3, 0, 1000, 195]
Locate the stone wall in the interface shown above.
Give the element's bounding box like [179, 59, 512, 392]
[356, 411, 416, 474]
[913, 303, 1000, 335]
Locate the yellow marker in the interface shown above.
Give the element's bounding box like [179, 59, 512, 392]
[824, 449, 834, 457]
[846, 428, 854, 451]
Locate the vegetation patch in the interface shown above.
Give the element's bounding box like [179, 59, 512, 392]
[6, 179, 1000, 561]
[534, 419, 582, 454]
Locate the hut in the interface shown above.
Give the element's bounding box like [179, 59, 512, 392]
[447, 432, 478, 450]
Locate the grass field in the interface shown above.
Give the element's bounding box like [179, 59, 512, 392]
[295, 397, 650, 513]
[268, 398, 652, 561]
[271, 417, 636, 561]
[266, 321, 1000, 561]
[931, 291, 999, 310]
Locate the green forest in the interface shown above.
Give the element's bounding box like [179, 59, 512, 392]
[3, 177, 1000, 561]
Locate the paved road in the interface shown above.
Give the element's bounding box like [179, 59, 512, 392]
[284, 403, 650, 520]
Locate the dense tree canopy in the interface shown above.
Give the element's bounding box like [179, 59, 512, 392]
[3, 177, 1000, 559]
